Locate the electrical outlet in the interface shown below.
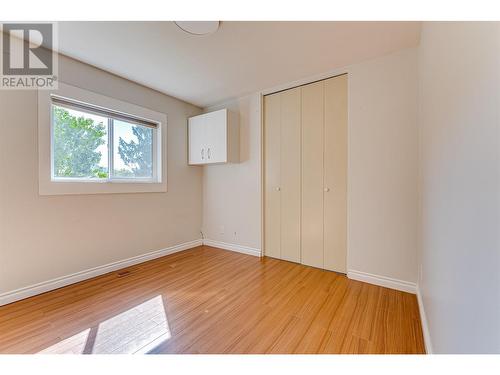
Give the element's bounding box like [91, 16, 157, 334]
[233, 231, 237, 238]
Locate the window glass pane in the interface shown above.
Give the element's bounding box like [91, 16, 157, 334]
[52, 105, 108, 179]
[113, 120, 153, 178]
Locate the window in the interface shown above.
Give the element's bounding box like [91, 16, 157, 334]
[51, 97, 158, 182]
[38, 82, 167, 195]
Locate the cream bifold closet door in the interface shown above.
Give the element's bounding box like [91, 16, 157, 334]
[264, 74, 347, 273]
[264, 87, 301, 263]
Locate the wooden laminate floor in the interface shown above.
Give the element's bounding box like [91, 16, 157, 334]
[0, 246, 425, 354]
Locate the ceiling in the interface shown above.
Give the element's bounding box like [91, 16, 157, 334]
[57, 22, 421, 108]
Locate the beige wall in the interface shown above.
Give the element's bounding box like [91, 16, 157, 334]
[202, 48, 419, 284]
[418, 22, 500, 353]
[0, 54, 203, 294]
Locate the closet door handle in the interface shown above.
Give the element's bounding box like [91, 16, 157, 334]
[324, 187, 330, 192]
[208, 148, 211, 159]
[201, 148, 204, 160]
[276, 187, 281, 192]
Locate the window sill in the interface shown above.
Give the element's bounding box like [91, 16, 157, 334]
[39, 179, 167, 196]
[51, 177, 158, 184]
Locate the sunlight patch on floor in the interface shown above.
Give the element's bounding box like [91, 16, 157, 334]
[38, 295, 171, 354]
[38, 328, 91, 354]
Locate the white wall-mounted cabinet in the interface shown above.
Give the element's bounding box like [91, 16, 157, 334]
[188, 109, 239, 165]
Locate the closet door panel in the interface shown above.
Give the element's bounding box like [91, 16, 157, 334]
[301, 81, 325, 268]
[264, 93, 281, 259]
[324, 75, 348, 273]
[280, 87, 301, 263]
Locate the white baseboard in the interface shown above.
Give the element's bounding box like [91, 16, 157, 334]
[416, 285, 433, 354]
[347, 269, 417, 294]
[0, 239, 203, 307]
[202, 239, 262, 257]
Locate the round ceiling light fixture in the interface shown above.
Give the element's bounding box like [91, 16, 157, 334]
[174, 21, 220, 36]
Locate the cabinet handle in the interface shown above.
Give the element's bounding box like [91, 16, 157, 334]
[324, 187, 330, 192]
[201, 148, 204, 160]
[276, 187, 281, 192]
[208, 148, 211, 159]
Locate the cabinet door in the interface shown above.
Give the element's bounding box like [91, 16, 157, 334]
[280, 87, 301, 263]
[301, 81, 324, 269]
[264, 93, 281, 259]
[324, 75, 347, 273]
[206, 109, 227, 164]
[188, 115, 206, 165]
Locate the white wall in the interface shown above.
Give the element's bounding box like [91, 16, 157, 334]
[418, 22, 500, 353]
[0, 54, 203, 296]
[202, 95, 262, 251]
[348, 48, 418, 283]
[202, 48, 419, 286]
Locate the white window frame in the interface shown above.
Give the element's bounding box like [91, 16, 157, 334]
[38, 82, 167, 195]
